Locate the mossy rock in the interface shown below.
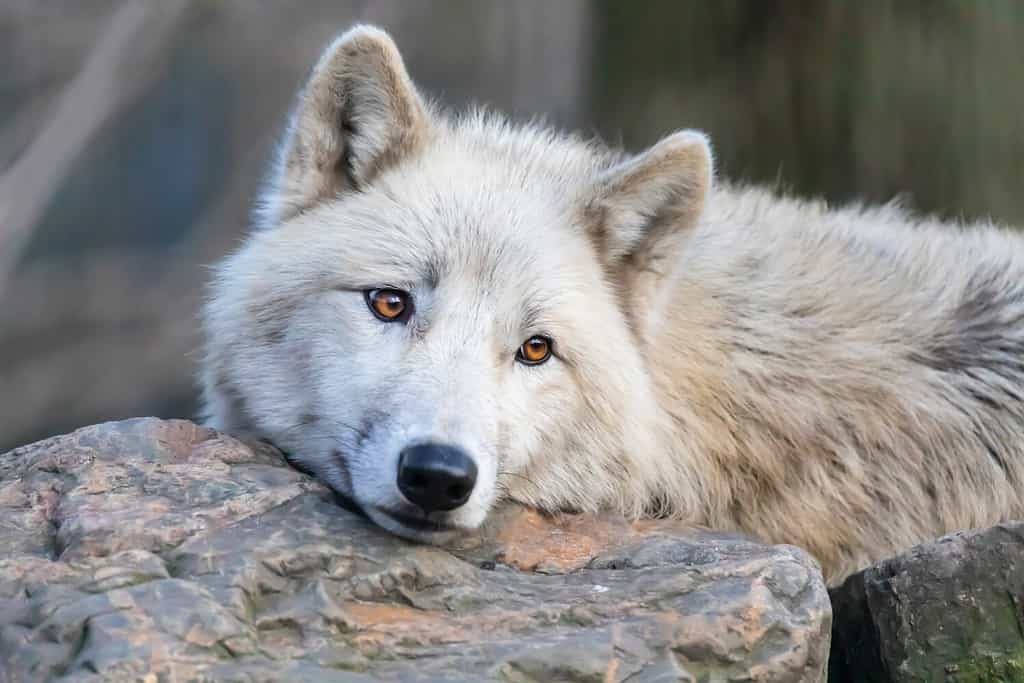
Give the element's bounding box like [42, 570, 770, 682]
[830, 523, 1024, 683]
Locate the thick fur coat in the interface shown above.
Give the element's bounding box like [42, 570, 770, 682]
[200, 26, 1024, 585]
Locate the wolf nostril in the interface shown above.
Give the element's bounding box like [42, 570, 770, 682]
[397, 443, 477, 513]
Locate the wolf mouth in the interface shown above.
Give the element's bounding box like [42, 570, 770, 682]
[372, 506, 463, 534]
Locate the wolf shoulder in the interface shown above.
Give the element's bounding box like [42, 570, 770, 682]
[671, 182, 1024, 343]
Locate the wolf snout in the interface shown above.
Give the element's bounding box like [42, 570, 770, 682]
[397, 443, 478, 512]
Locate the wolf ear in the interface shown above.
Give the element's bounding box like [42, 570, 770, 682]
[586, 130, 713, 270]
[260, 25, 431, 227]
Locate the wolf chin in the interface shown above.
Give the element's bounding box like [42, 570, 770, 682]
[200, 25, 1024, 585]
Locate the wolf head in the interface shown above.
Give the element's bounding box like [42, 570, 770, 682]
[200, 26, 713, 542]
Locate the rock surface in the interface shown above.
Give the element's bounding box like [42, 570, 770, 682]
[0, 418, 831, 682]
[829, 522, 1024, 683]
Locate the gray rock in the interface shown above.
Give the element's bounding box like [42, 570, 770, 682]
[829, 522, 1024, 683]
[0, 418, 831, 682]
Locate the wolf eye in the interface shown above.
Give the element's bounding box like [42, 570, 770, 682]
[516, 335, 552, 365]
[365, 288, 411, 322]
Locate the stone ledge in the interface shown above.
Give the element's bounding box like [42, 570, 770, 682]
[1, 418, 831, 682]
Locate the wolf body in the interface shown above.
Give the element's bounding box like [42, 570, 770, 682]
[200, 26, 1024, 584]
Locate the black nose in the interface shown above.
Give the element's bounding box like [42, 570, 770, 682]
[397, 443, 477, 512]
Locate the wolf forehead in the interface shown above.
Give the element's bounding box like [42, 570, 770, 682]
[234, 166, 603, 334]
[282, 140, 606, 274]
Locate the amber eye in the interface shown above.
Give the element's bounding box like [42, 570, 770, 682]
[516, 335, 552, 365]
[365, 288, 411, 322]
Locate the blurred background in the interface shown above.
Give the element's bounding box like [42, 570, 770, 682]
[2, 0, 1023, 451]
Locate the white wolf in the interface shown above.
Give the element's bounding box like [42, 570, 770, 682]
[200, 25, 1024, 584]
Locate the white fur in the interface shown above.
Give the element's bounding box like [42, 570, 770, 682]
[201, 26, 1024, 585]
